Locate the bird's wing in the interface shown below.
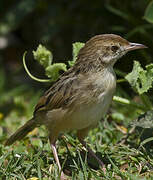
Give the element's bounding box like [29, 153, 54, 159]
[34, 70, 85, 114]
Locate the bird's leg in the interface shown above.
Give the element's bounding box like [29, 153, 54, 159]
[49, 136, 66, 180]
[77, 128, 106, 173]
[50, 143, 62, 171]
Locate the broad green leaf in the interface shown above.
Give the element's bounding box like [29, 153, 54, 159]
[144, 0, 153, 23]
[68, 42, 85, 67]
[72, 42, 85, 61]
[111, 112, 125, 122]
[33, 44, 53, 68]
[45, 63, 67, 81]
[132, 110, 153, 128]
[125, 61, 153, 94]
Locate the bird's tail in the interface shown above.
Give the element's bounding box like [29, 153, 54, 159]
[5, 118, 38, 146]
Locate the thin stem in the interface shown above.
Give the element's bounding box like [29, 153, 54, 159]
[117, 79, 127, 83]
[113, 96, 147, 111]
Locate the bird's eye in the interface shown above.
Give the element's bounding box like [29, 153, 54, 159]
[111, 45, 119, 52]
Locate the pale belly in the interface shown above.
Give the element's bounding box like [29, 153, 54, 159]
[64, 91, 114, 130]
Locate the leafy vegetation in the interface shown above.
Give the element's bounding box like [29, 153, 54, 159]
[1, 0, 153, 179]
[125, 61, 153, 95]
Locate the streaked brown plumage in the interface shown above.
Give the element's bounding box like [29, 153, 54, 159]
[5, 34, 147, 179]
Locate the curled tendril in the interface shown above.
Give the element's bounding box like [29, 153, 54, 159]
[22, 51, 51, 83]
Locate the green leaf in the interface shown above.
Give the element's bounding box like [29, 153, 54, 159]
[111, 112, 125, 122]
[45, 63, 67, 81]
[125, 61, 153, 94]
[144, 0, 153, 23]
[72, 42, 85, 61]
[33, 44, 53, 68]
[68, 42, 85, 67]
[132, 110, 153, 128]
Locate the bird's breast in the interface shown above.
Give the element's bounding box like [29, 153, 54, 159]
[94, 66, 116, 97]
[62, 66, 116, 131]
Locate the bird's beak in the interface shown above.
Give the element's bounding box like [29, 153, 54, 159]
[125, 42, 148, 52]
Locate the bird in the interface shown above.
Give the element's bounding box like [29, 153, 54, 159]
[5, 34, 147, 179]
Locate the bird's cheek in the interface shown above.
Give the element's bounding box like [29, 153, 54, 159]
[102, 55, 113, 64]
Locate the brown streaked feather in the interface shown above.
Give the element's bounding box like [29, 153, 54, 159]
[34, 69, 98, 115]
[34, 96, 48, 113]
[34, 68, 80, 113]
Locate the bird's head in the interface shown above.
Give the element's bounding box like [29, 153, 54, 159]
[77, 34, 147, 67]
